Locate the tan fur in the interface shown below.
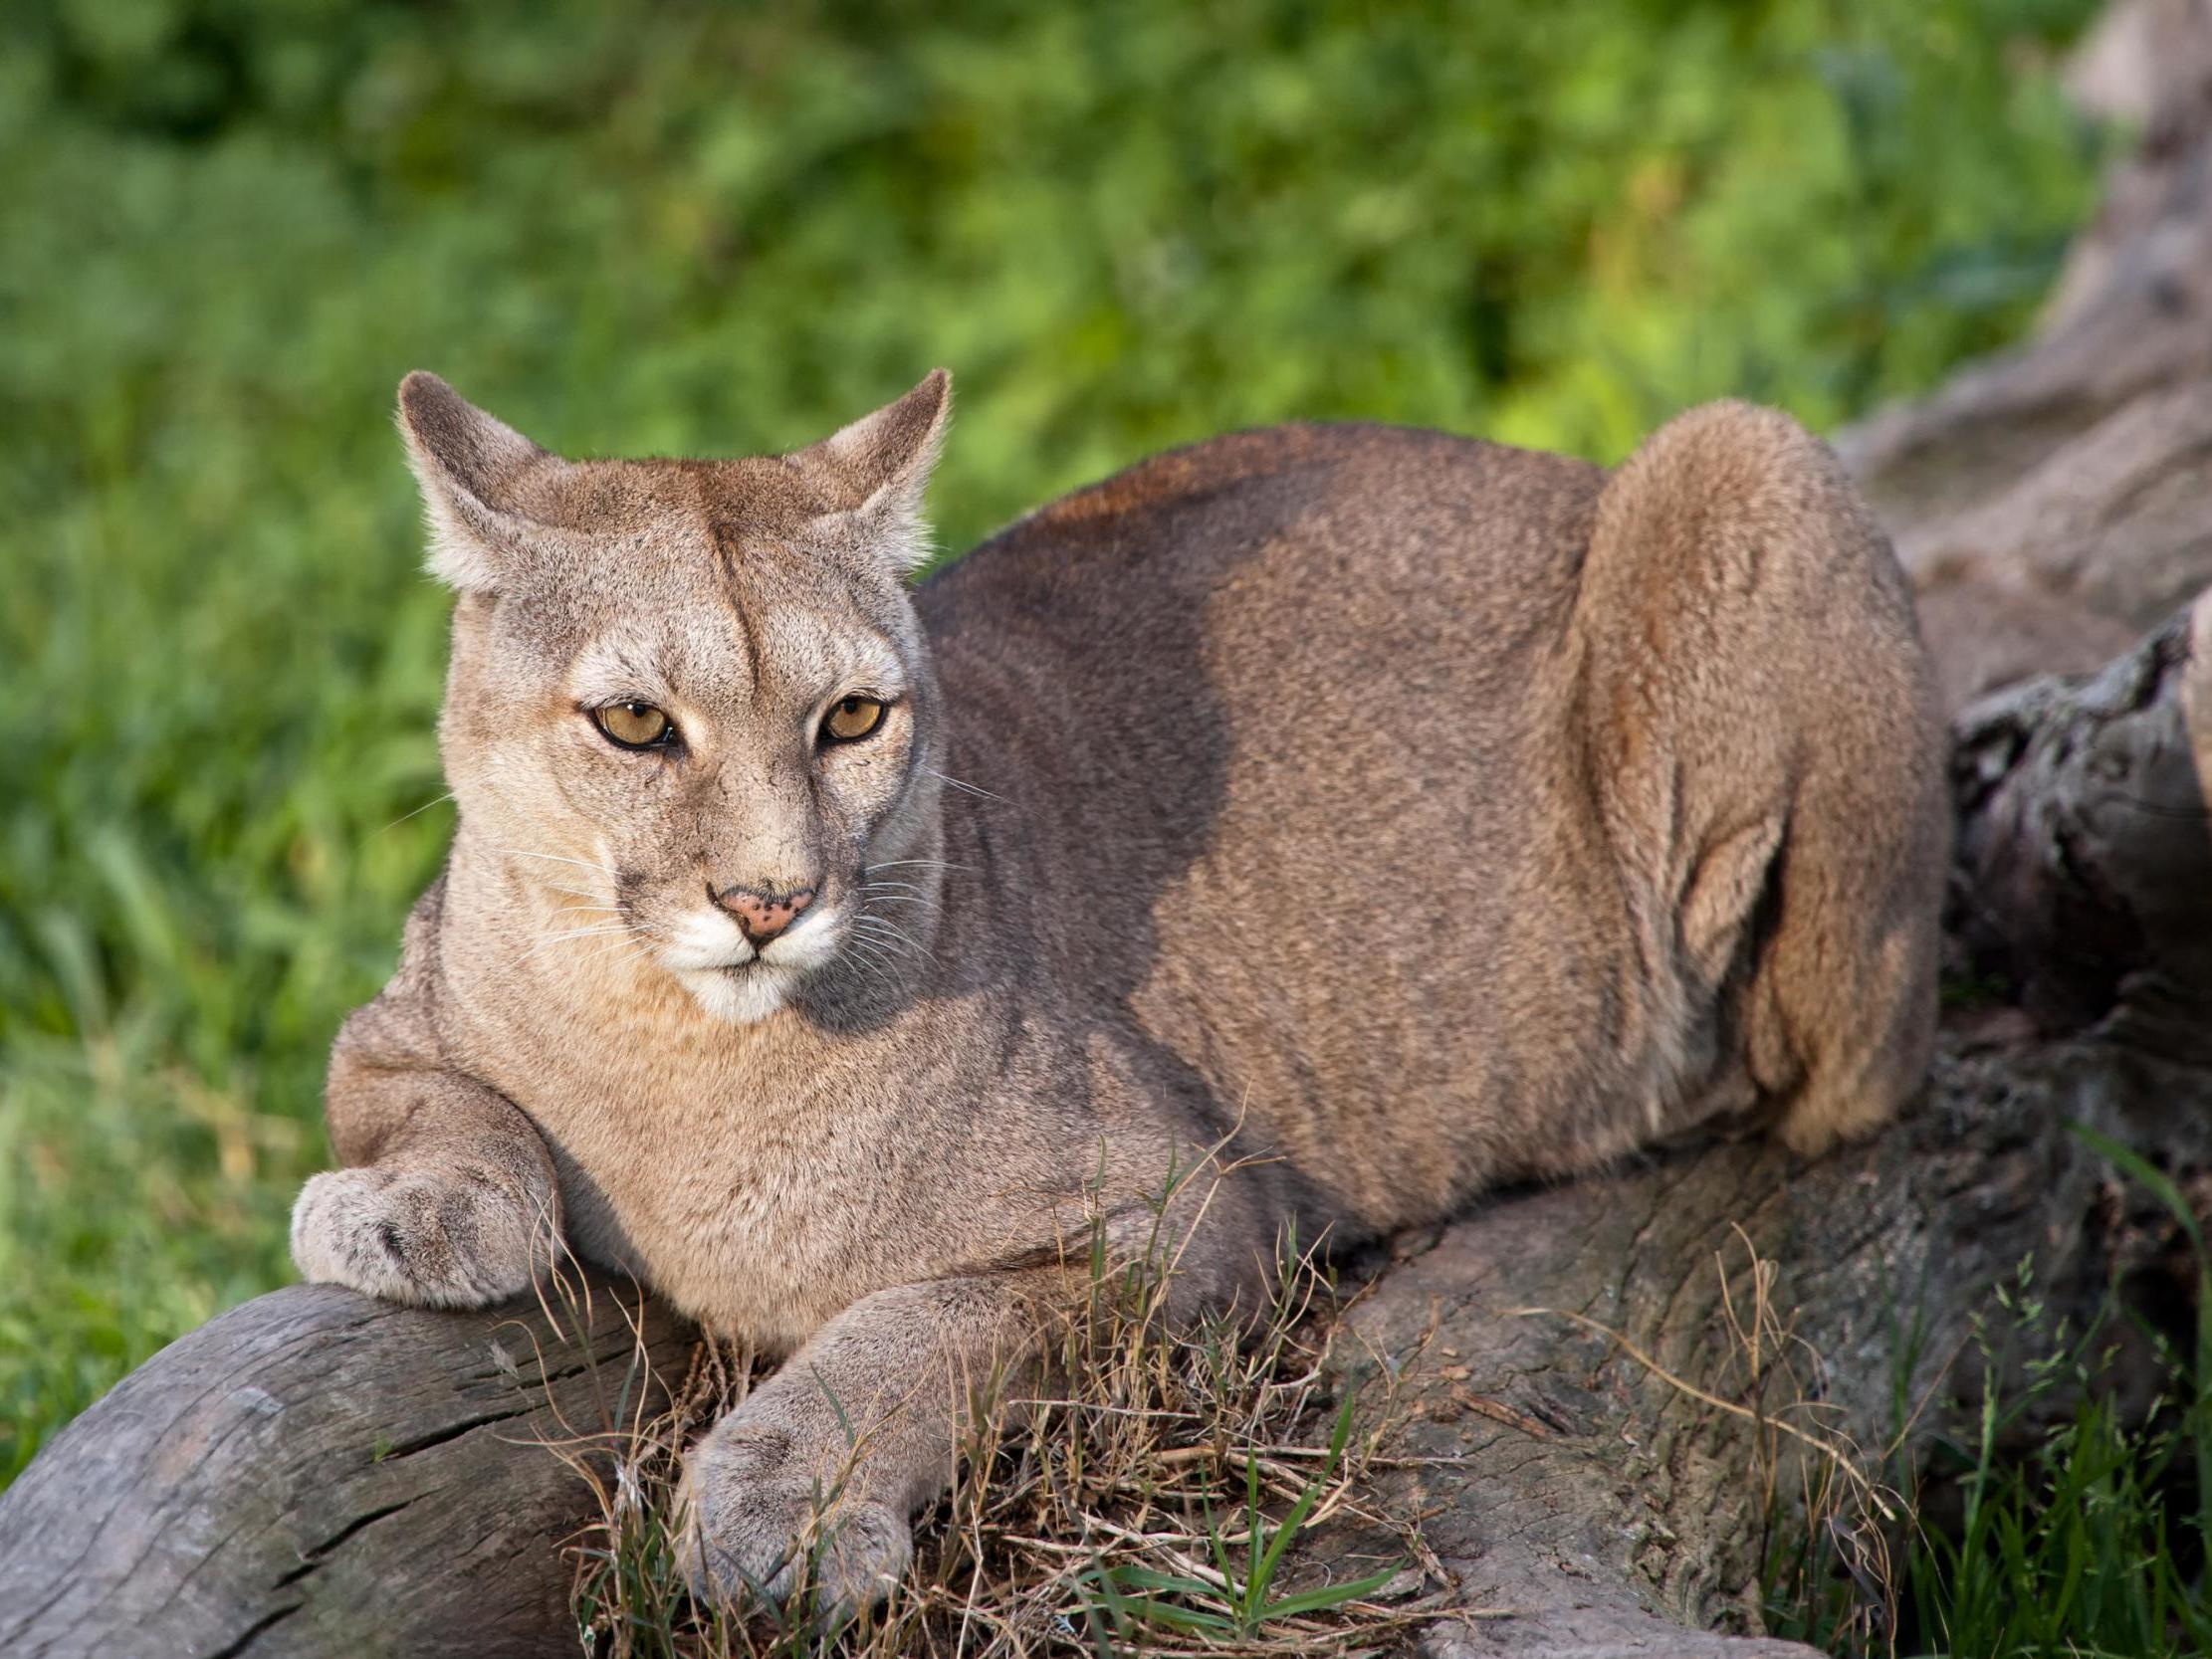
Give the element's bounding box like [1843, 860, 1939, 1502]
[292, 373, 1948, 1615]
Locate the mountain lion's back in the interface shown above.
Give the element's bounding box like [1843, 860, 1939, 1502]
[918, 424, 1640, 1226]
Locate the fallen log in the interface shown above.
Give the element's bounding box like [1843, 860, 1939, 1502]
[1839, 0, 2212, 635]
[1949, 595, 2212, 1050]
[1342, 1036, 2212, 1659]
[0, 1273, 693, 1659]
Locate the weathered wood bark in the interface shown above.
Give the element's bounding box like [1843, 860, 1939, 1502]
[1338, 1032, 2212, 1659]
[1841, 0, 2212, 649]
[8, 11, 2212, 1656]
[1949, 594, 2212, 1050]
[0, 1273, 693, 1659]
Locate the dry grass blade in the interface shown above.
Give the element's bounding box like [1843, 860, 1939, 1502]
[1511, 1223, 1906, 1652]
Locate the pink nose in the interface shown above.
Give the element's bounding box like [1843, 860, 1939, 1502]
[713, 882, 816, 945]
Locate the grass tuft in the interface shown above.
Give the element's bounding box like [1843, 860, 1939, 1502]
[529, 1201, 1438, 1658]
[1768, 1137, 2212, 1658]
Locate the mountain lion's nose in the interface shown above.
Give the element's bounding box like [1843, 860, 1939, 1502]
[712, 882, 817, 946]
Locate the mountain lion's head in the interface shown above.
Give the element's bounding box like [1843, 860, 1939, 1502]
[399, 370, 952, 1025]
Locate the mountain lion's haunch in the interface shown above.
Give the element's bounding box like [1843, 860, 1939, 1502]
[290, 371, 1948, 1618]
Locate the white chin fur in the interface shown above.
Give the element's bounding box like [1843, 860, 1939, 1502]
[659, 906, 844, 1022]
[677, 961, 800, 1024]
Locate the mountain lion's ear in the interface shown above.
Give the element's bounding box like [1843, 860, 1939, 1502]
[795, 369, 952, 575]
[396, 372, 565, 593]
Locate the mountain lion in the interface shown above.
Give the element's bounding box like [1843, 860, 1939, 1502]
[292, 370, 1948, 1615]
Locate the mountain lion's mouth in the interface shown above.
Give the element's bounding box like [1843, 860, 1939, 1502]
[670, 955, 799, 1025]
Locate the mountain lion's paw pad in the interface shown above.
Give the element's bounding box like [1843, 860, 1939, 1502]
[290, 1164, 537, 1309]
[675, 1445, 911, 1622]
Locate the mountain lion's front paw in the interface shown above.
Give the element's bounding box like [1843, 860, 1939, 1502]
[674, 1424, 912, 1624]
[290, 1162, 548, 1309]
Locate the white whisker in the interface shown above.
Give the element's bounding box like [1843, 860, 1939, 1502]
[853, 915, 928, 952]
[839, 940, 901, 987]
[851, 920, 931, 964]
[842, 934, 894, 967]
[499, 847, 621, 879]
[509, 923, 631, 970]
[844, 916, 924, 955]
[533, 932, 652, 977]
[378, 791, 456, 834]
[572, 933, 651, 966]
[925, 768, 1005, 803]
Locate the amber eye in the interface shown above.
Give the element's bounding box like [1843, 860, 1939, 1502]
[821, 695, 887, 744]
[593, 702, 674, 749]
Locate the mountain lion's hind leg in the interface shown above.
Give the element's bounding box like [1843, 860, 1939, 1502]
[1749, 756, 1948, 1157]
[1580, 402, 1950, 1159]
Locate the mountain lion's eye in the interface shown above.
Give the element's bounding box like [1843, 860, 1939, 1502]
[594, 702, 675, 749]
[821, 696, 887, 744]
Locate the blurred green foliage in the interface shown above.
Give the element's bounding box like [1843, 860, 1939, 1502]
[0, 0, 2106, 1480]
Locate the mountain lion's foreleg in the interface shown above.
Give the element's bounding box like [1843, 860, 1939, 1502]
[674, 1265, 1071, 1620]
[292, 969, 561, 1308]
[676, 1131, 1288, 1622]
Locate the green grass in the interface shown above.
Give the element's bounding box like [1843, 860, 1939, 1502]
[1775, 1356, 2212, 1658]
[1909, 1390, 2211, 1656]
[1766, 1139, 2212, 1658]
[0, 0, 2113, 1572]
[1076, 1393, 1401, 1645]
